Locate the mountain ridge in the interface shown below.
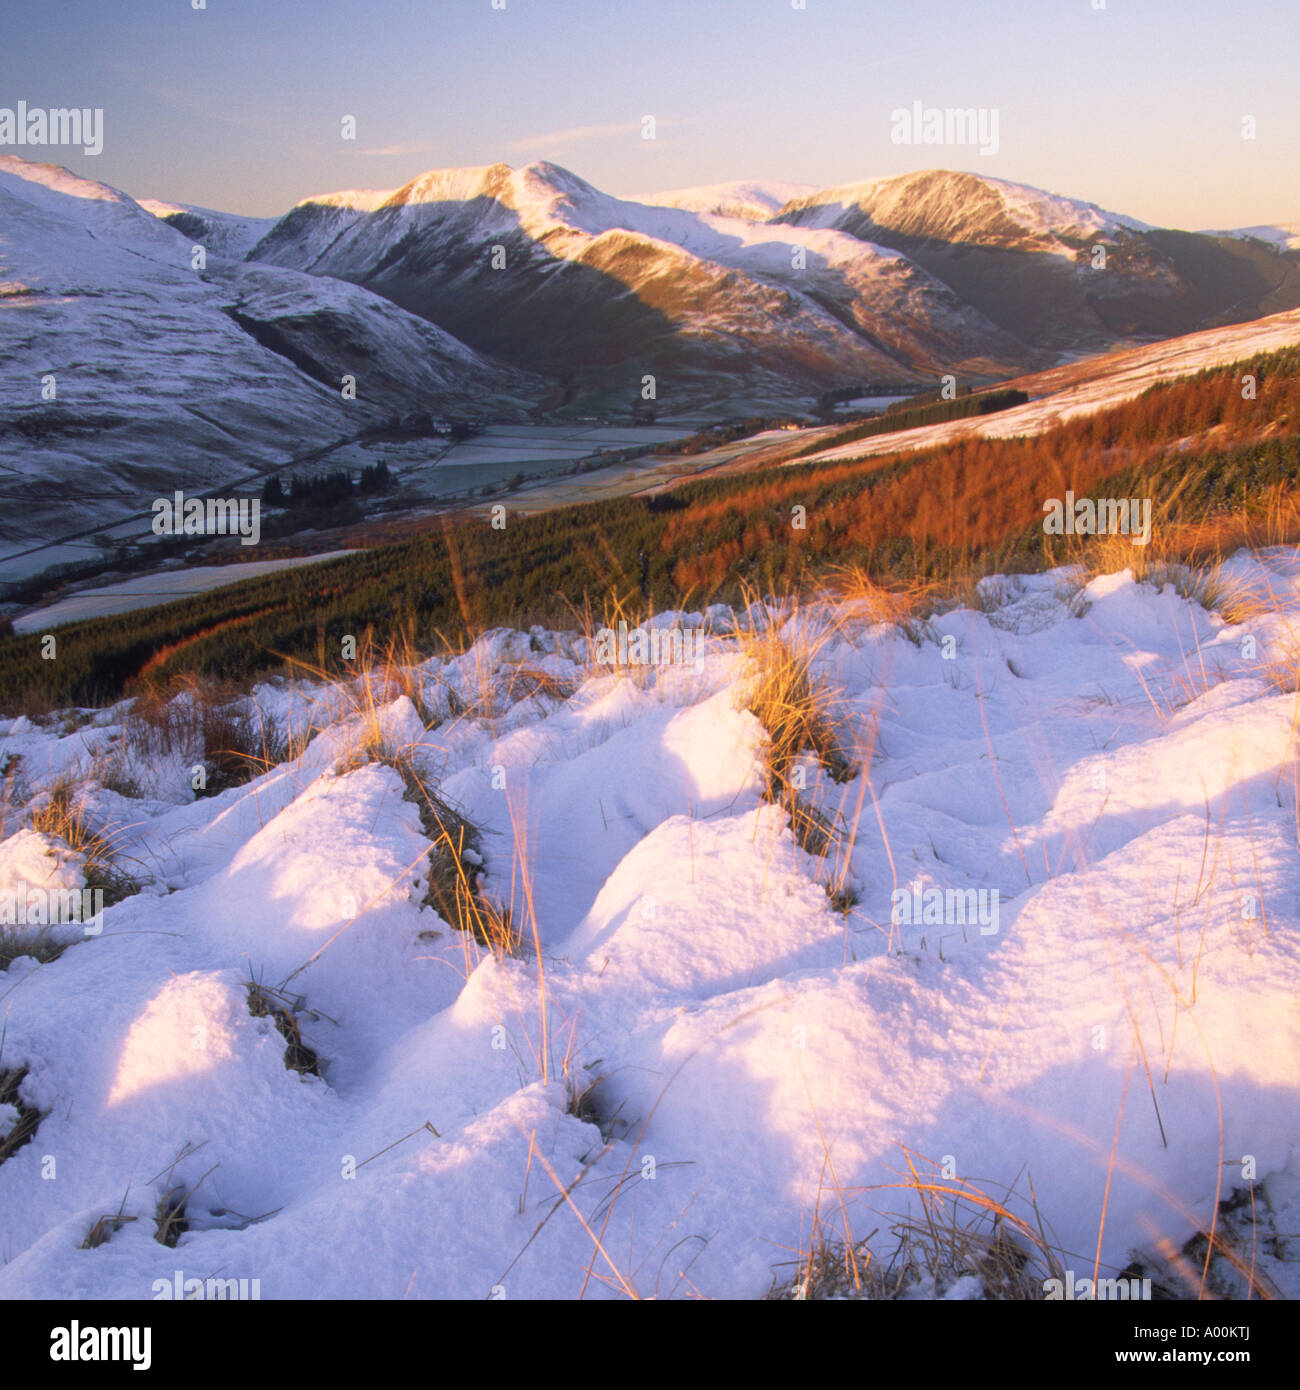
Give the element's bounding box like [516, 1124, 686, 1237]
[218, 160, 1300, 392]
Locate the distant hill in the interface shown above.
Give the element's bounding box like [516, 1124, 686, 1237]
[772, 169, 1300, 352]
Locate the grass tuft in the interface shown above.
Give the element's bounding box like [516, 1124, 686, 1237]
[81, 1198, 137, 1251]
[126, 675, 291, 797]
[0, 1066, 44, 1166]
[769, 1158, 1066, 1301]
[740, 615, 851, 794]
[27, 774, 138, 905]
[246, 982, 323, 1078]
[0, 927, 70, 972]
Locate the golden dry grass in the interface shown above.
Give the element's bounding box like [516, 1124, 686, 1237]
[126, 674, 294, 794]
[770, 1152, 1067, 1300]
[26, 774, 137, 903]
[738, 609, 850, 796]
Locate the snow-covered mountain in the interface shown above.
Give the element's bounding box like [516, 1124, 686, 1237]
[1204, 223, 1300, 254]
[776, 169, 1152, 251]
[222, 161, 1300, 399]
[626, 178, 818, 221]
[136, 199, 278, 262]
[0, 158, 540, 570]
[243, 160, 1029, 408]
[773, 169, 1300, 352]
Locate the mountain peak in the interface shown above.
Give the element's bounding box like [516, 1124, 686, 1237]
[777, 168, 1150, 247]
[0, 154, 134, 207]
[382, 162, 515, 210]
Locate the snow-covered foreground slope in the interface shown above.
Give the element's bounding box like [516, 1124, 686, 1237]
[2, 556, 1299, 1299]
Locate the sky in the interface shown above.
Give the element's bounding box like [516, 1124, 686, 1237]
[1, 0, 1296, 229]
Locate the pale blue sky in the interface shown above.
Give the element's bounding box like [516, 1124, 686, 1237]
[2, 0, 1296, 228]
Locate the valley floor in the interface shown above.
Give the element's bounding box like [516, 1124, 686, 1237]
[9, 552, 356, 633]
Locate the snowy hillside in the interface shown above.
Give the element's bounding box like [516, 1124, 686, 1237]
[137, 200, 278, 262]
[2, 556, 1298, 1299]
[1206, 224, 1300, 255]
[0, 157, 539, 573]
[797, 306, 1300, 467]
